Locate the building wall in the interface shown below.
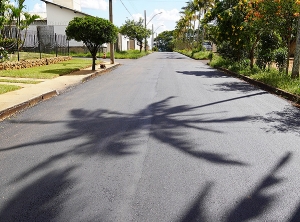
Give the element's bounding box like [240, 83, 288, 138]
[46, 3, 85, 46]
[53, 0, 81, 11]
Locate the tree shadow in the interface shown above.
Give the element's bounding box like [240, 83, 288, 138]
[213, 81, 260, 93]
[176, 70, 228, 78]
[0, 166, 78, 222]
[178, 182, 214, 222]
[178, 153, 293, 222]
[251, 106, 300, 135]
[1, 97, 251, 184]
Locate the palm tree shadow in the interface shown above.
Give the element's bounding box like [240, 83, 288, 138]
[4, 96, 251, 184]
[177, 153, 293, 222]
[0, 166, 78, 222]
[226, 152, 292, 221]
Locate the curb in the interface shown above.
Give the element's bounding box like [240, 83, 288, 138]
[0, 90, 58, 121]
[217, 67, 300, 106]
[0, 63, 121, 121]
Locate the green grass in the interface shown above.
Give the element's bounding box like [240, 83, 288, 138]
[209, 53, 300, 96]
[71, 50, 151, 59]
[0, 58, 98, 79]
[0, 79, 41, 84]
[0, 84, 21, 94]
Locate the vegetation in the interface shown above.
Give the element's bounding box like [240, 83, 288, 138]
[0, 84, 21, 94]
[0, 59, 99, 79]
[71, 50, 151, 59]
[0, 0, 40, 60]
[66, 16, 118, 71]
[172, 0, 300, 99]
[154, 31, 174, 52]
[119, 18, 151, 52]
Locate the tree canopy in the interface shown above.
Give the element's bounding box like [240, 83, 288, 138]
[66, 16, 118, 70]
[119, 18, 151, 52]
[154, 30, 174, 52]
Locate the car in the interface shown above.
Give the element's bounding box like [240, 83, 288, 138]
[202, 42, 212, 51]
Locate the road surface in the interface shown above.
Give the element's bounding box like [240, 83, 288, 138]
[1, 52, 300, 221]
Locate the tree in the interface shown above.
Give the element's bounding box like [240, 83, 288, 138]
[66, 16, 118, 70]
[154, 30, 174, 52]
[119, 18, 151, 52]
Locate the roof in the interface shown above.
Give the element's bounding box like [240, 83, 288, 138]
[40, 0, 91, 17]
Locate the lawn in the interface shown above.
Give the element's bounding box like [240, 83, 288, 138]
[0, 58, 99, 94]
[0, 58, 99, 79]
[0, 84, 21, 94]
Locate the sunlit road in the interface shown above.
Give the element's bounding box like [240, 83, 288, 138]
[1, 52, 300, 221]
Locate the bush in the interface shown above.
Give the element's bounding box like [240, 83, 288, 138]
[274, 48, 287, 73]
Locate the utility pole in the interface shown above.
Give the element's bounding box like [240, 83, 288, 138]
[144, 10, 147, 52]
[109, 0, 115, 64]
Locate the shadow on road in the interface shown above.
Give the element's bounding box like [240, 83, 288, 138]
[0, 166, 78, 222]
[2, 94, 297, 221]
[178, 152, 297, 222]
[251, 106, 300, 135]
[177, 70, 228, 78]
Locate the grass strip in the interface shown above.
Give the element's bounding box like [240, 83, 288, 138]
[71, 50, 151, 59]
[0, 79, 41, 84]
[0, 84, 22, 95]
[0, 58, 98, 79]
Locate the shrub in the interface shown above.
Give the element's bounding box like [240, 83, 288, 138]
[274, 48, 287, 73]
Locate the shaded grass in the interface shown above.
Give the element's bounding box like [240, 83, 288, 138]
[0, 58, 98, 79]
[0, 84, 21, 95]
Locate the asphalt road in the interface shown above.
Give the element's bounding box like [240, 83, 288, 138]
[1, 52, 300, 222]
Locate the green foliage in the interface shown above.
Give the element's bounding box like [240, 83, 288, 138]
[0, 47, 8, 62]
[274, 48, 288, 73]
[152, 46, 158, 51]
[119, 18, 151, 52]
[154, 30, 174, 52]
[66, 16, 118, 70]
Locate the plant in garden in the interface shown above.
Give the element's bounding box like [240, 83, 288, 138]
[274, 48, 288, 74]
[0, 47, 8, 62]
[119, 18, 151, 53]
[66, 16, 118, 70]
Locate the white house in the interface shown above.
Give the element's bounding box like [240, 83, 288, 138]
[26, 0, 138, 51]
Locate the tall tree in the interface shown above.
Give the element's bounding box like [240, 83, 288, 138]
[66, 16, 118, 70]
[119, 18, 151, 52]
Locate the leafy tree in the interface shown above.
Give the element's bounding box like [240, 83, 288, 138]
[119, 18, 151, 52]
[154, 30, 174, 52]
[0, 0, 8, 33]
[66, 16, 118, 70]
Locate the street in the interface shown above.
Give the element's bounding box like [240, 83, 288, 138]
[1, 52, 300, 221]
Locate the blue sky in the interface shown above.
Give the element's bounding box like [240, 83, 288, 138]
[19, 0, 187, 35]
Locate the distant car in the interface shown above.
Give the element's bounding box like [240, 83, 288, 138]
[202, 42, 212, 51]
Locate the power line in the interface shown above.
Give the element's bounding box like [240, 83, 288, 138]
[119, 0, 134, 18]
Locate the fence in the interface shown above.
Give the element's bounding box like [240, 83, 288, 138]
[2, 30, 70, 61]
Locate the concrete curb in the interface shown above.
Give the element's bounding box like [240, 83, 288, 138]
[0, 63, 121, 121]
[0, 90, 58, 120]
[217, 67, 300, 106]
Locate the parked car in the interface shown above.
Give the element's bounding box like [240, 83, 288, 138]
[202, 42, 212, 51]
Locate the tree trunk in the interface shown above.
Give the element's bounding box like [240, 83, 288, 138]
[286, 37, 291, 75]
[292, 17, 300, 79]
[92, 53, 96, 71]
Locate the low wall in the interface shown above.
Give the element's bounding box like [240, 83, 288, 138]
[0, 56, 72, 70]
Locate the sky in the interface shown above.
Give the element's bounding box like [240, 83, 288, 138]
[18, 0, 188, 35]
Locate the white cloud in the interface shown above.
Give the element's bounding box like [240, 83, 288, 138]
[153, 8, 180, 22]
[31, 3, 47, 13]
[81, 0, 108, 11]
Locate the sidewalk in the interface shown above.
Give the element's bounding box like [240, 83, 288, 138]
[0, 61, 120, 121]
